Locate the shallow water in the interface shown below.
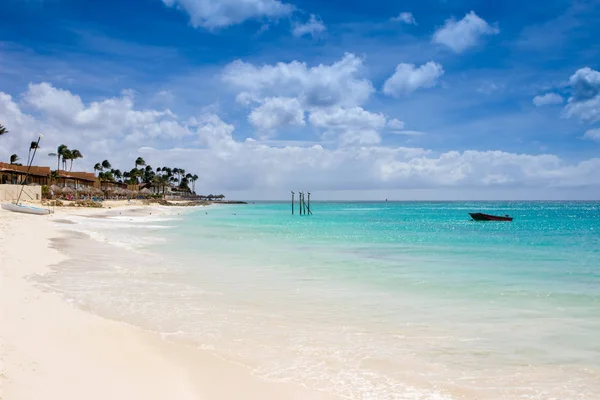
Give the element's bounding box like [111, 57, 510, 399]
[37, 202, 600, 399]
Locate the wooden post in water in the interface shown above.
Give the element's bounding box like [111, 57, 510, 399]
[307, 192, 312, 215]
[291, 191, 295, 215]
[299, 191, 303, 215]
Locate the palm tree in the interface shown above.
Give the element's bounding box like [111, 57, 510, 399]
[113, 169, 122, 183]
[27, 141, 39, 165]
[191, 174, 199, 194]
[56, 144, 68, 173]
[69, 149, 83, 171]
[94, 163, 102, 176]
[135, 157, 146, 169]
[10, 154, 19, 164]
[101, 160, 111, 170]
[61, 149, 72, 171]
[0, 124, 8, 136]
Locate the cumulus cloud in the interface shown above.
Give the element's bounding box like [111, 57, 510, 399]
[391, 12, 416, 25]
[161, 0, 294, 29]
[292, 14, 326, 38]
[222, 53, 374, 109]
[563, 67, 600, 123]
[533, 93, 564, 107]
[387, 118, 405, 130]
[432, 11, 499, 53]
[249, 97, 305, 130]
[382, 61, 444, 97]
[2, 83, 600, 196]
[583, 128, 600, 142]
[196, 113, 236, 146]
[309, 107, 386, 145]
[568, 67, 600, 101]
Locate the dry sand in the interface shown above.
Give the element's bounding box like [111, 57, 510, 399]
[0, 205, 339, 400]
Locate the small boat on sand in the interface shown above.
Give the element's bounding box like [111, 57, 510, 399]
[1, 203, 52, 215]
[469, 212, 513, 222]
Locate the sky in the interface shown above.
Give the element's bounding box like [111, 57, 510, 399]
[1, 0, 600, 200]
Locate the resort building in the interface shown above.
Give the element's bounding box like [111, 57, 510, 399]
[56, 170, 97, 190]
[0, 162, 51, 186]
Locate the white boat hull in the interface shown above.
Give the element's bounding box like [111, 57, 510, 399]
[1, 203, 53, 215]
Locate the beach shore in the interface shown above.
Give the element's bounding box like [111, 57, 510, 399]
[0, 205, 338, 400]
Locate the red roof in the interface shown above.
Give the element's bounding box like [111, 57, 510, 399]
[0, 162, 51, 176]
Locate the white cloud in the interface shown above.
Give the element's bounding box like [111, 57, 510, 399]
[533, 93, 564, 107]
[387, 118, 405, 130]
[563, 67, 600, 123]
[248, 97, 305, 130]
[196, 114, 236, 146]
[568, 67, 600, 101]
[382, 61, 444, 97]
[309, 107, 386, 130]
[583, 128, 600, 142]
[309, 107, 386, 145]
[432, 11, 499, 53]
[292, 14, 326, 38]
[222, 53, 374, 109]
[2, 83, 600, 198]
[161, 0, 294, 29]
[21, 83, 187, 141]
[391, 12, 416, 25]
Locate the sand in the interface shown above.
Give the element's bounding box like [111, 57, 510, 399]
[0, 205, 339, 400]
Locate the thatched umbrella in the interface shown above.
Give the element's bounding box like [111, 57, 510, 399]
[77, 186, 92, 199]
[139, 188, 152, 197]
[92, 188, 104, 196]
[61, 186, 75, 199]
[111, 187, 122, 198]
[49, 184, 62, 193]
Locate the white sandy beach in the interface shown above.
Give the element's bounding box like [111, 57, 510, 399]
[0, 205, 339, 400]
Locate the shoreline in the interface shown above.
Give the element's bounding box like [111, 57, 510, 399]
[0, 206, 338, 400]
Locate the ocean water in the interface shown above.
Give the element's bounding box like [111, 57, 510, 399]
[38, 202, 600, 399]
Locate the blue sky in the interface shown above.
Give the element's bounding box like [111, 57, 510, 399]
[1, 0, 600, 199]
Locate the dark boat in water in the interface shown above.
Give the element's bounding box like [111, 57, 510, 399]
[469, 212, 513, 222]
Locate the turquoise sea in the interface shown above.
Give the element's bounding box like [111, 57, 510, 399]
[42, 201, 600, 399]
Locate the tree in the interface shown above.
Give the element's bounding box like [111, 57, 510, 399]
[113, 169, 122, 183]
[135, 157, 146, 169]
[56, 144, 68, 173]
[69, 149, 83, 171]
[61, 149, 72, 171]
[101, 160, 111, 170]
[10, 154, 19, 164]
[191, 174, 199, 194]
[28, 141, 39, 165]
[94, 163, 102, 176]
[0, 124, 8, 136]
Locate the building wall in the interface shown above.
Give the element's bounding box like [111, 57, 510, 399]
[0, 185, 42, 203]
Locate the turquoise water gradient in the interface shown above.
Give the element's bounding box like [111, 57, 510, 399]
[46, 201, 600, 398]
[170, 201, 600, 299]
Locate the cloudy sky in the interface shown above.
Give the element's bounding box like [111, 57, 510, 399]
[1, 0, 599, 200]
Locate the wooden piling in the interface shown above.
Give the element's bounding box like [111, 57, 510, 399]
[291, 191, 295, 215]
